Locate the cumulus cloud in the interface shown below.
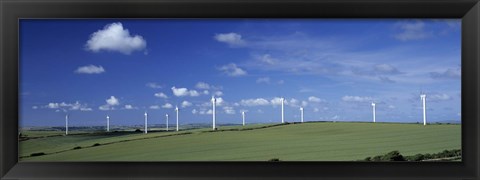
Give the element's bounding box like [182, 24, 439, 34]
[239, 98, 270, 106]
[74, 65, 105, 74]
[150, 105, 161, 109]
[270, 97, 285, 106]
[154, 92, 168, 98]
[45, 101, 92, 111]
[214, 91, 223, 96]
[162, 103, 173, 109]
[146, 82, 162, 89]
[342, 95, 373, 103]
[428, 93, 452, 102]
[218, 63, 247, 77]
[256, 77, 271, 84]
[171, 87, 200, 97]
[124, 104, 136, 110]
[195, 82, 211, 89]
[106, 96, 120, 106]
[99, 96, 120, 111]
[223, 106, 236, 114]
[47, 103, 59, 109]
[85, 22, 146, 54]
[256, 54, 277, 65]
[192, 109, 198, 114]
[214, 32, 246, 47]
[181, 101, 193, 108]
[394, 20, 432, 41]
[308, 96, 324, 103]
[430, 68, 461, 79]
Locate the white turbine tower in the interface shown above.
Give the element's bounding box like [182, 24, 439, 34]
[65, 114, 69, 135]
[211, 96, 216, 130]
[165, 114, 169, 131]
[281, 97, 285, 123]
[300, 107, 304, 123]
[175, 106, 179, 131]
[242, 111, 246, 126]
[421, 93, 427, 126]
[106, 115, 110, 132]
[371, 102, 376, 123]
[144, 112, 148, 134]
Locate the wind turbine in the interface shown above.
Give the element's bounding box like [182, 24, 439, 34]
[211, 96, 216, 130]
[144, 112, 148, 134]
[300, 107, 304, 123]
[106, 115, 110, 132]
[281, 97, 285, 123]
[242, 111, 246, 126]
[371, 102, 376, 123]
[165, 114, 169, 131]
[420, 93, 427, 126]
[175, 106, 179, 131]
[65, 114, 69, 135]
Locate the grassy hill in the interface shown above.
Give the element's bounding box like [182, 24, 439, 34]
[19, 122, 461, 161]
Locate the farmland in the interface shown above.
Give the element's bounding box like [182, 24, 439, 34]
[19, 122, 461, 161]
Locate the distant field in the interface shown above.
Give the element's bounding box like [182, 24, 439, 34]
[19, 122, 461, 161]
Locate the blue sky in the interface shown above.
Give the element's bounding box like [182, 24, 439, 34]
[19, 19, 461, 127]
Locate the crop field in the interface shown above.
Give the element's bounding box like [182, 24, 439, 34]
[19, 122, 461, 161]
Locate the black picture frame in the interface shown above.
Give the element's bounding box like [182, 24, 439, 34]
[1, 0, 479, 179]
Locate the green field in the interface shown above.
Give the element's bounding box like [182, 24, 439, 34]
[19, 122, 461, 161]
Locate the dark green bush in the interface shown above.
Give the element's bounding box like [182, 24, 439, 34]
[268, 158, 280, 161]
[92, 143, 101, 147]
[135, 129, 142, 132]
[73, 146, 82, 150]
[381, 151, 405, 161]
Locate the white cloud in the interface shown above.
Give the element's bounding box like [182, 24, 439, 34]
[216, 97, 225, 106]
[150, 105, 161, 110]
[374, 64, 401, 74]
[308, 96, 324, 103]
[301, 100, 308, 107]
[47, 103, 59, 109]
[106, 96, 120, 106]
[171, 86, 200, 97]
[214, 32, 245, 47]
[146, 82, 162, 89]
[342, 96, 373, 103]
[203, 90, 210, 95]
[124, 104, 135, 109]
[223, 106, 236, 114]
[45, 101, 91, 111]
[85, 22, 146, 54]
[218, 63, 247, 77]
[394, 20, 432, 41]
[195, 82, 211, 89]
[32, 106, 38, 109]
[99, 105, 111, 111]
[214, 91, 223, 96]
[99, 96, 120, 111]
[313, 108, 320, 112]
[192, 109, 198, 114]
[206, 109, 213, 114]
[429, 93, 452, 101]
[239, 98, 270, 106]
[270, 97, 285, 106]
[430, 68, 461, 79]
[181, 101, 193, 108]
[162, 103, 173, 109]
[256, 54, 277, 65]
[154, 92, 168, 98]
[256, 77, 271, 84]
[75, 65, 105, 74]
[80, 107, 93, 111]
